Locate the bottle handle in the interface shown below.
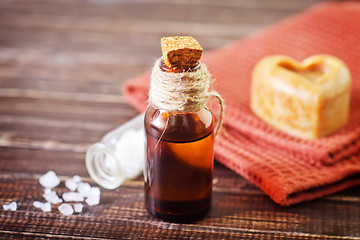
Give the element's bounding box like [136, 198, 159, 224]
[207, 91, 225, 136]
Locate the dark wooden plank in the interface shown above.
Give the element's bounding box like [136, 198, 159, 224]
[0, 48, 153, 82]
[0, 0, 312, 24]
[0, 0, 322, 57]
[1, 172, 360, 239]
[0, 98, 137, 123]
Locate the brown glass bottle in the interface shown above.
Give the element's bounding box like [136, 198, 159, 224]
[144, 62, 215, 222]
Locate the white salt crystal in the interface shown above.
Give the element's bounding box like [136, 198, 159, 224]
[62, 192, 84, 202]
[72, 175, 82, 183]
[3, 204, 10, 211]
[58, 203, 73, 216]
[85, 187, 101, 206]
[114, 128, 145, 179]
[85, 195, 100, 206]
[3, 201, 17, 211]
[65, 175, 83, 191]
[43, 189, 62, 204]
[74, 203, 83, 213]
[44, 188, 52, 195]
[77, 182, 91, 197]
[9, 201, 17, 211]
[39, 171, 60, 189]
[41, 202, 51, 212]
[89, 187, 101, 198]
[65, 178, 78, 192]
[33, 201, 43, 208]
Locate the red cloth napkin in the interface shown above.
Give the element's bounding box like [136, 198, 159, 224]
[122, 2, 360, 206]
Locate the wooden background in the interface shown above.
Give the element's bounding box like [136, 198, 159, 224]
[1, 0, 360, 239]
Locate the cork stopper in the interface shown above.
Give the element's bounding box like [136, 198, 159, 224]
[161, 36, 203, 69]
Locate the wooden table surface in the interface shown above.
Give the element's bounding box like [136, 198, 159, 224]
[1, 0, 360, 239]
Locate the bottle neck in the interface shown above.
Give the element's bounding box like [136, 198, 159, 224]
[159, 59, 200, 73]
[149, 58, 210, 113]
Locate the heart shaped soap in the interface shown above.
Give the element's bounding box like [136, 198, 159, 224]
[250, 55, 351, 139]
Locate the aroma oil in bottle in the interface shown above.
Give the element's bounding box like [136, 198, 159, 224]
[144, 36, 218, 222]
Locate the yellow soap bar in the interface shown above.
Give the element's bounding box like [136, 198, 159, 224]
[250, 55, 351, 139]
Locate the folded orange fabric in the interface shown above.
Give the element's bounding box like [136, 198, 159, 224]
[122, 2, 360, 206]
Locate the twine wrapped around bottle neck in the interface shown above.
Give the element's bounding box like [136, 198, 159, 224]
[149, 58, 224, 135]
